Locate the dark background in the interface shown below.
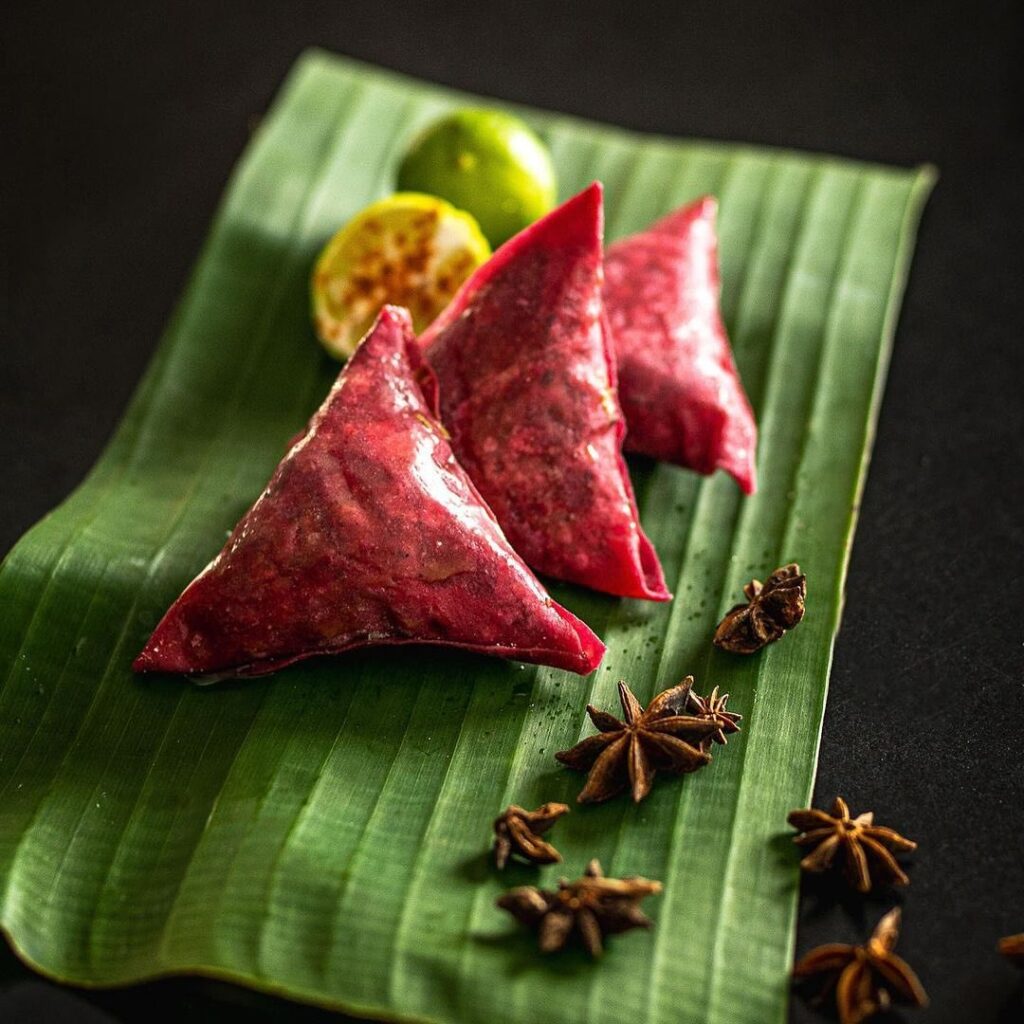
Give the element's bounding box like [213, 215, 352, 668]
[2, 1, 1022, 1021]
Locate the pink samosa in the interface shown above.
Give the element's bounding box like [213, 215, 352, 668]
[421, 183, 670, 602]
[604, 196, 758, 494]
[134, 306, 605, 679]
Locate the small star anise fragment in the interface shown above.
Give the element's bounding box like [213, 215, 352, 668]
[554, 680, 716, 803]
[496, 858, 661, 957]
[788, 796, 917, 893]
[998, 933, 1024, 967]
[713, 562, 807, 654]
[684, 682, 742, 750]
[793, 907, 928, 1024]
[492, 802, 569, 869]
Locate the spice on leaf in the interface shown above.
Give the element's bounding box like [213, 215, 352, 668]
[793, 908, 928, 1024]
[788, 796, 917, 893]
[713, 563, 807, 654]
[999, 933, 1024, 967]
[684, 682, 742, 749]
[554, 680, 716, 803]
[492, 802, 570, 869]
[496, 858, 661, 957]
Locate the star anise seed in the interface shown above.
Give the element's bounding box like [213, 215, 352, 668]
[555, 680, 715, 803]
[492, 802, 570, 869]
[684, 683, 742, 750]
[714, 563, 807, 654]
[496, 858, 661, 957]
[998, 933, 1024, 967]
[788, 796, 917, 893]
[793, 908, 928, 1024]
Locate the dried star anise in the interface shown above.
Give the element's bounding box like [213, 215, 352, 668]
[793, 908, 928, 1024]
[788, 796, 917, 893]
[713, 563, 806, 654]
[555, 680, 716, 803]
[684, 681, 742, 749]
[492, 802, 569, 869]
[496, 858, 661, 957]
[999, 933, 1024, 967]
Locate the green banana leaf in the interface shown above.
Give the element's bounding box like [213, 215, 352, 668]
[0, 50, 933, 1024]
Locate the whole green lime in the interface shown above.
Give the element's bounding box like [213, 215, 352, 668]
[397, 108, 557, 247]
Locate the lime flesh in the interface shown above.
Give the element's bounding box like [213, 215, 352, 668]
[311, 193, 490, 360]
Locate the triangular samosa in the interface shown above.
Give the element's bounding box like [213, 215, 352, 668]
[134, 306, 605, 679]
[420, 183, 670, 602]
[604, 196, 758, 494]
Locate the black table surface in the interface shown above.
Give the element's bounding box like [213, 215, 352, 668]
[3, 1, 1022, 1022]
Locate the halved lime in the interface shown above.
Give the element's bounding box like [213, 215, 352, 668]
[396, 109, 557, 247]
[311, 193, 490, 359]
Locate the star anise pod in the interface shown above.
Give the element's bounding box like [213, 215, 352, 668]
[713, 563, 807, 654]
[492, 802, 569, 869]
[788, 796, 917, 893]
[496, 858, 661, 957]
[684, 682, 742, 749]
[998, 933, 1024, 967]
[554, 680, 716, 803]
[793, 908, 928, 1024]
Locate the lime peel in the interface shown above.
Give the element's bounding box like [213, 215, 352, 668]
[396, 108, 557, 247]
